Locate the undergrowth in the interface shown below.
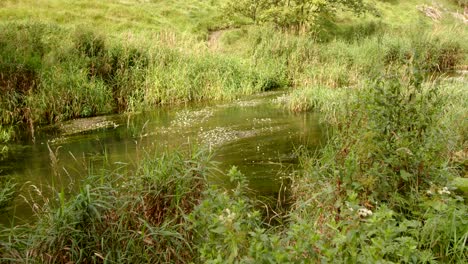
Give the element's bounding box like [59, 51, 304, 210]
[287, 70, 468, 262]
[2, 72, 466, 262]
[0, 148, 213, 263]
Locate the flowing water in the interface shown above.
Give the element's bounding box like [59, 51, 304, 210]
[0, 91, 323, 225]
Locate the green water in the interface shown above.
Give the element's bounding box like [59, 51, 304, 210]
[0, 91, 323, 225]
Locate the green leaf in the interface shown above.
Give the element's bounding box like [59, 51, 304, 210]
[400, 170, 411, 182]
[211, 225, 227, 234]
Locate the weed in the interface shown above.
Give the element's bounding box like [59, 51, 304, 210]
[0, 178, 16, 213]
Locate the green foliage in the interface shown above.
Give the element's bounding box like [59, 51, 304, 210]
[0, 178, 17, 213]
[190, 167, 289, 263]
[365, 74, 445, 197]
[223, 0, 270, 24]
[223, 0, 372, 31]
[1, 1, 467, 263]
[287, 70, 468, 262]
[451, 0, 467, 7]
[289, 199, 467, 263]
[0, 148, 213, 263]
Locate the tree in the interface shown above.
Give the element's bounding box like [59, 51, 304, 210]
[223, 0, 372, 32]
[223, 0, 270, 24]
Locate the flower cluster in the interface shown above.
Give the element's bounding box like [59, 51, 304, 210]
[426, 186, 451, 196]
[357, 208, 373, 217]
[218, 208, 236, 224]
[438, 186, 451, 195]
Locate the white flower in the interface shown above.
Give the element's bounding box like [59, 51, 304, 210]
[219, 208, 236, 224]
[438, 187, 450, 195]
[426, 190, 433, 195]
[358, 208, 373, 217]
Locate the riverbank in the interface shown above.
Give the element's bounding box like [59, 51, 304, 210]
[0, 22, 285, 144]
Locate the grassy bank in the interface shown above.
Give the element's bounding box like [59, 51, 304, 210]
[1, 0, 466, 143]
[0, 22, 284, 142]
[285, 72, 467, 262]
[0, 0, 225, 38]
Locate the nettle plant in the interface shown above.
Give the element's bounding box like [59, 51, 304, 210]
[189, 167, 263, 262]
[361, 71, 446, 200]
[326, 70, 448, 205]
[367, 73, 444, 193]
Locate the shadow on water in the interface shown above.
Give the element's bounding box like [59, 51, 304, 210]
[0, 91, 325, 226]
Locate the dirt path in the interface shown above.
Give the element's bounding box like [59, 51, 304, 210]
[207, 29, 228, 51]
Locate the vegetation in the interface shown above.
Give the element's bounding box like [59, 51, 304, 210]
[0, 178, 16, 213]
[1, 0, 467, 263]
[223, 0, 372, 31]
[0, 22, 282, 142]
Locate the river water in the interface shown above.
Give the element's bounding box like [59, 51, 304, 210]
[0, 91, 323, 225]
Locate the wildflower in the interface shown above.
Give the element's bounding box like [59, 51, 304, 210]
[219, 208, 236, 224]
[357, 208, 373, 217]
[426, 190, 433, 195]
[225, 208, 236, 220]
[438, 187, 450, 195]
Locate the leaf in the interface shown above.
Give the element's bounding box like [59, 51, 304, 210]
[400, 170, 411, 182]
[452, 177, 468, 193]
[211, 225, 227, 234]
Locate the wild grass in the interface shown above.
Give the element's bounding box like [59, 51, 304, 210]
[0, 147, 214, 263]
[0, 0, 225, 38]
[1, 74, 467, 262]
[228, 23, 467, 92]
[0, 178, 16, 214]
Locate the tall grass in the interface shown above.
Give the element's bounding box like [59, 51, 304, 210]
[0, 147, 214, 263]
[0, 178, 16, 214]
[1, 0, 467, 262]
[1, 74, 466, 262]
[219, 23, 467, 92]
[0, 0, 226, 38]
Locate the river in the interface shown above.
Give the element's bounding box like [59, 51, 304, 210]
[0, 91, 323, 226]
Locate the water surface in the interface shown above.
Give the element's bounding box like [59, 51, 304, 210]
[0, 91, 323, 225]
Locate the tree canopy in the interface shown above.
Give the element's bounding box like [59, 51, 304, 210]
[223, 0, 372, 31]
